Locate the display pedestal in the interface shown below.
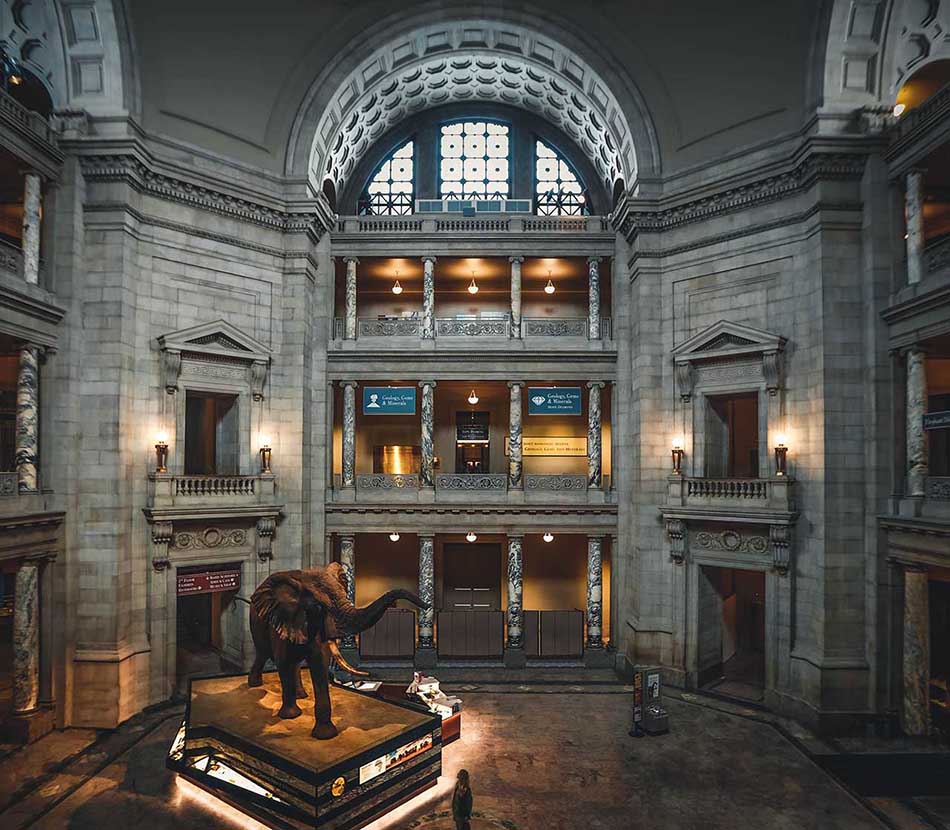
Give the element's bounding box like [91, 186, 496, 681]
[167, 671, 442, 830]
[503, 648, 526, 668]
[413, 647, 437, 669]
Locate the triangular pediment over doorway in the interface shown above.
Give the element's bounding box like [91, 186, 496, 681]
[672, 320, 786, 364]
[157, 320, 271, 363]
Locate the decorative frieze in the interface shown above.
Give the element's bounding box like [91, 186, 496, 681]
[356, 474, 420, 490]
[358, 319, 421, 337]
[522, 318, 588, 337]
[435, 474, 507, 491]
[436, 318, 509, 337]
[524, 474, 587, 490]
[173, 528, 248, 550]
[694, 530, 768, 554]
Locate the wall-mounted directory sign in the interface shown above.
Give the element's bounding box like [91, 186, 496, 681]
[923, 411, 950, 430]
[363, 387, 416, 415]
[177, 569, 240, 596]
[527, 387, 582, 415]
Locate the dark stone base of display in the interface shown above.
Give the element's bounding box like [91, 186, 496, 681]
[503, 648, 527, 668]
[414, 647, 437, 669]
[3, 705, 55, 744]
[583, 648, 613, 668]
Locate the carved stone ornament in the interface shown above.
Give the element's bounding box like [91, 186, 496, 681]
[769, 525, 792, 576]
[675, 362, 695, 402]
[161, 350, 182, 394]
[250, 361, 267, 401]
[173, 528, 248, 550]
[694, 530, 769, 554]
[666, 519, 686, 564]
[256, 517, 276, 562]
[762, 351, 784, 396]
[151, 521, 174, 570]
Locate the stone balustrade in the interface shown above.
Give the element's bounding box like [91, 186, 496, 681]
[335, 315, 613, 341]
[334, 214, 610, 235]
[686, 478, 768, 499]
[667, 476, 795, 513]
[0, 87, 59, 148]
[522, 318, 588, 337]
[893, 83, 950, 145]
[435, 473, 508, 491]
[926, 235, 950, 276]
[524, 474, 588, 491]
[435, 317, 510, 337]
[173, 475, 257, 497]
[0, 238, 23, 280]
[148, 473, 277, 510]
[356, 473, 420, 490]
[357, 318, 422, 337]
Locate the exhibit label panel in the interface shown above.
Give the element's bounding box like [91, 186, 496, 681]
[505, 436, 587, 456]
[363, 386, 417, 414]
[924, 410, 950, 430]
[177, 569, 240, 595]
[528, 387, 582, 415]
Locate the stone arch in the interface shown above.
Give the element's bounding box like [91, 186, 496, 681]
[286, 7, 661, 200]
[1, 0, 138, 116]
[818, 0, 950, 114]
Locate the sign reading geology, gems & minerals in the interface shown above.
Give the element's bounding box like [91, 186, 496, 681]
[527, 386, 582, 415]
[362, 386, 417, 415]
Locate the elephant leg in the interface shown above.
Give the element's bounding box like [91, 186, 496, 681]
[295, 663, 308, 699]
[248, 612, 270, 688]
[309, 643, 338, 740]
[277, 661, 302, 720]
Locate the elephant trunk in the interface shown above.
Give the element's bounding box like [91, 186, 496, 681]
[327, 588, 426, 635]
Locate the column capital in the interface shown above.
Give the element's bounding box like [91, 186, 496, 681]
[339, 532, 356, 543]
[506, 533, 525, 541]
[421, 255, 437, 264]
[418, 379, 437, 388]
[587, 256, 603, 265]
[587, 534, 605, 542]
[418, 532, 435, 541]
[507, 380, 524, 389]
[508, 255, 524, 264]
[343, 256, 359, 265]
[340, 380, 358, 389]
[586, 381, 606, 390]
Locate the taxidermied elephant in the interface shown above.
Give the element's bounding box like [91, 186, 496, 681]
[249, 562, 426, 739]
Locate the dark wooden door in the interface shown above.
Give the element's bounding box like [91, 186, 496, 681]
[442, 543, 501, 611]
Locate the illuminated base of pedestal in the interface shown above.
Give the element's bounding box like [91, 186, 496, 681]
[167, 671, 444, 830]
[3, 705, 55, 744]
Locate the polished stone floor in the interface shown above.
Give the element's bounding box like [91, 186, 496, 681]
[0, 677, 897, 830]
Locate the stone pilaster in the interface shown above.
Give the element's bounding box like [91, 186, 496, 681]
[906, 348, 928, 497]
[509, 256, 523, 338]
[13, 560, 40, 714]
[506, 535, 524, 648]
[417, 534, 435, 649]
[421, 256, 436, 340]
[341, 381, 357, 488]
[587, 256, 602, 340]
[902, 565, 930, 736]
[16, 344, 40, 493]
[587, 381, 604, 488]
[21, 172, 41, 285]
[508, 381, 523, 489]
[586, 536, 604, 649]
[419, 381, 436, 487]
[905, 171, 924, 286]
[344, 256, 358, 339]
[339, 535, 357, 649]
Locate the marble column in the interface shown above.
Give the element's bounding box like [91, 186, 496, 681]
[906, 348, 928, 497]
[506, 535, 524, 649]
[587, 256, 602, 340]
[418, 534, 435, 650]
[902, 565, 930, 736]
[508, 381, 523, 489]
[344, 257, 358, 339]
[586, 536, 604, 649]
[341, 381, 357, 488]
[21, 172, 41, 285]
[339, 535, 357, 649]
[509, 256, 523, 338]
[421, 256, 436, 340]
[587, 381, 604, 488]
[13, 560, 40, 714]
[905, 171, 924, 286]
[16, 345, 39, 493]
[419, 381, 436, 487]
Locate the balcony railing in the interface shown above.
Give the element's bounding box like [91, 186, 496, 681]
[926, 235, 950, 276]
[334, 315, 612, 341]
[0, 238, 23, 280]
[334, 214, 610, 235]
[927, 477, 950, 500]
[0, 472, 16, 497]
[686, 478, 768, 500]
[435, 473, 508, 491]
[148, 472, 277, 510]
[173, 475, 257, 497]
[524, 474, 588, 491]
[356, 473, 420, 490]
[893, 82, 950, 145]
[0, 87, 59, 147]
[666, 476, 795, 513]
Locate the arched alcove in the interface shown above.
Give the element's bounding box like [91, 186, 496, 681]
[286, 13, 660, 201]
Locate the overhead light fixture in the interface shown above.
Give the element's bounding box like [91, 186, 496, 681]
[466, 531, 477, 543]
[893, 103, 906, 117]
[391, 269, 402, 295]
[542, 532, 554, 543]
[468, 270, 479, 295]
[468, 389, 479, 405]
[389, 532, 400, 542]
[544, 269, 555, 294]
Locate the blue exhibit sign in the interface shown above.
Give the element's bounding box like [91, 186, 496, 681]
[528, 387, 582, 416]
[363, 386, 416, 414]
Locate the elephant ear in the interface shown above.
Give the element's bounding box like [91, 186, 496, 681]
[322, 562, 348, 641]
[251, 572, 309, 644]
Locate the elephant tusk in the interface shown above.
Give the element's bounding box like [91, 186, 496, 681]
[328, 640, 370, 677]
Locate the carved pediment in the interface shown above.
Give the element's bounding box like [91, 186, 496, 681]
[157, 320, 271, 399]
[673, 321, 787, 399]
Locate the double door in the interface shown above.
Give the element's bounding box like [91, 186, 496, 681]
[438, 543, 503, 658]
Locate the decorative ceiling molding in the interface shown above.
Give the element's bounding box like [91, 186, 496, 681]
[309, 21, 637, 197]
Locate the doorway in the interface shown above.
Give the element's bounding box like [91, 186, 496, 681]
[438, 542, 504, 658]
[704, 392, 759, 477]
[697, 566, 765, 702]
[184, 391, 239, 475]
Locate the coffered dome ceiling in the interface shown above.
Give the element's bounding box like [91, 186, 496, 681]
[307, 22, 638, 196]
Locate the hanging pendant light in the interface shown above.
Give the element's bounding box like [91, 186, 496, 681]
[544, 269, 555, 294]
[389, 532, 400, 542]
[542, 532, 554, 543]
[391, 269, 403, 295]
[468, 270, 479, 295]
[466, 531, 478, 543]
[468, 388, 479, 405]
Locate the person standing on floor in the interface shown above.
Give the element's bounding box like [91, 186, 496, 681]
[452, 768, 473, 830]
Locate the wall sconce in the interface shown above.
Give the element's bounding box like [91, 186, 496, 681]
[544, 269, 555, 295]
[468, 388, 479, 405]
[671, 438, 684, 475]
[259, 435, 272, 474]
[774, 433, 788, 477]
[155, 431, 169, 474]
[389, 532, 400, 542]
[466, 531, 478, 543]
[542, 532, 554, 543]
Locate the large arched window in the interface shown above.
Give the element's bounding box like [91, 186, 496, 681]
[440, 121, 510, 200]
[535, 140, 588, 216]
[358, 140, 415, 215]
